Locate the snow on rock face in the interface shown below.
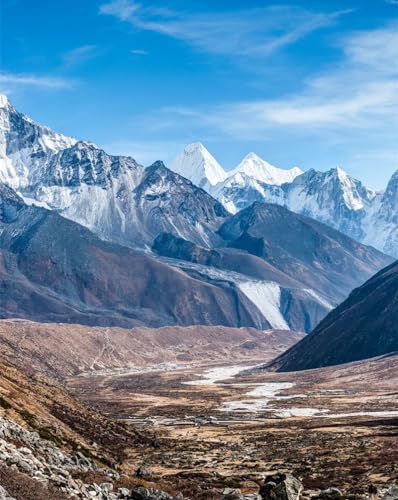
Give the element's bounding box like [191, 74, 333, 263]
[0, 94, 76, 189]
[238, 281, 290, 330]
[214, 172, 286, 214]
[0, 99, 228, 249]
[170, 142, 227, 190]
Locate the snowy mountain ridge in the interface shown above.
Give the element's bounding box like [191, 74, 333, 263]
[170, 143, 398, 257]
[0, 96, 227, 249]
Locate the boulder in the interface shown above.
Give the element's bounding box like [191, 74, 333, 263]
[0, 486, 16, 500]
[312, 488, 343, 500]
[260, 473, 303, 500]
[129, 487, 174, 500]
[222, 488, 245, 500]
[383, 486, 398, 500]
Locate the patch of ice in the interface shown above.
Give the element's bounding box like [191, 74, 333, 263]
[184, 365, 257, 386]
[220, 382, 297, 413]
[238, 281, 290, 330]
[324, 410, 398, 418]
[274, 408, 329, 418]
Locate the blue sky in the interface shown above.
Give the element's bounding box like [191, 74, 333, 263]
[1, 0, 397, 188]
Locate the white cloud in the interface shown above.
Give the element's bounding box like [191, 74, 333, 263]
[130, 49, 148, 55]
[0, 73, 74, 90]
[163, 24, 398, 136]
[100, 0, 139, 20]
[63, 45, 98, 67]
[100, 1, 351, 57]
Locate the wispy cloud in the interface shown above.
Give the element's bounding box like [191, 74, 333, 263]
[103, 138, 183, 166]
[162, 24, 398, 136]
[130, 49, 148, 55]
[0, 72, 74, 90]
[100, 1, 351, 57]
[100, 0, 139, 20]
[63, 44, 98, 67]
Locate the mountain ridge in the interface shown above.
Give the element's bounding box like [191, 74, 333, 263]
[170, 142, 398, 257]
[266, 260, 398, 371]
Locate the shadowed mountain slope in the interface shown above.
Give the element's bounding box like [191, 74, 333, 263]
[267, 261, 398, 371]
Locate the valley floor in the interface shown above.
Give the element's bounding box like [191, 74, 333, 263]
[67, 354, 398, 499]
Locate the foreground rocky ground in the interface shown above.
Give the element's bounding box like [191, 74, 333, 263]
[0, 320, 397, 499]
[68, 354, 398, 499]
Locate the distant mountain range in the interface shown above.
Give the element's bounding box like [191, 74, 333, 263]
[267, 260, 398, 371]
[0, 95, 393, 332]
[170, 143, 398, 258]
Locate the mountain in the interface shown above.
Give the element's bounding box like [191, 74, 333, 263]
[170, 143, 398, 257]
[361, 170, 398, 257]
[267, 260, 398, 371]
[0, 95, 77, 191]
[153, 203, 392, 332]
[286, 168, 398, 257]
[170, 142, 227, 191]
[0, 184, 269, 329]
[0, 98, 227, 249]
[153, 232, 332, 332]
[232, 152, 303, 185]
[0, 96, 393, 333]
[218, 202, 393, 305]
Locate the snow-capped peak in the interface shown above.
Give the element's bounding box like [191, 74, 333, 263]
[170, 142, 227, 189]
[232, 152, 303, 186]
[0, 95, 9, 109]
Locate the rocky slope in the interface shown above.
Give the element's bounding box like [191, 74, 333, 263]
[0, 320, 304, 380]
[152, 201, 392, 332]
[0, 356, 148, 499]
[218, 202, 393, 306]
[267, 260, 398, 371]
[170, 143, 398, 257]
[0, 184, 268, 329]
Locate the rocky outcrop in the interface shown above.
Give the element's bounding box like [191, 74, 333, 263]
[0, 416, 118, 499]
[0, 486, 15, 500]
[259, 473, 303, 500]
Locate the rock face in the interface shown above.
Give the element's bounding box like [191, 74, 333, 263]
[268, 260, 398, 371]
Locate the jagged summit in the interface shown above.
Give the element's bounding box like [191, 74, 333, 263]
[171, 142, 227, 190]
[232, 152, 303, 186]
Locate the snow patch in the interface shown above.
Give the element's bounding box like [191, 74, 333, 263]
[184, 364, 256, 386]
[238, 281, 290, 330]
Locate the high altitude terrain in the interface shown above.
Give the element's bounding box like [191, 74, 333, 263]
[0, 93, 397, 500]
[171, 143, 398, 258]
[0, 96, 392, 332]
